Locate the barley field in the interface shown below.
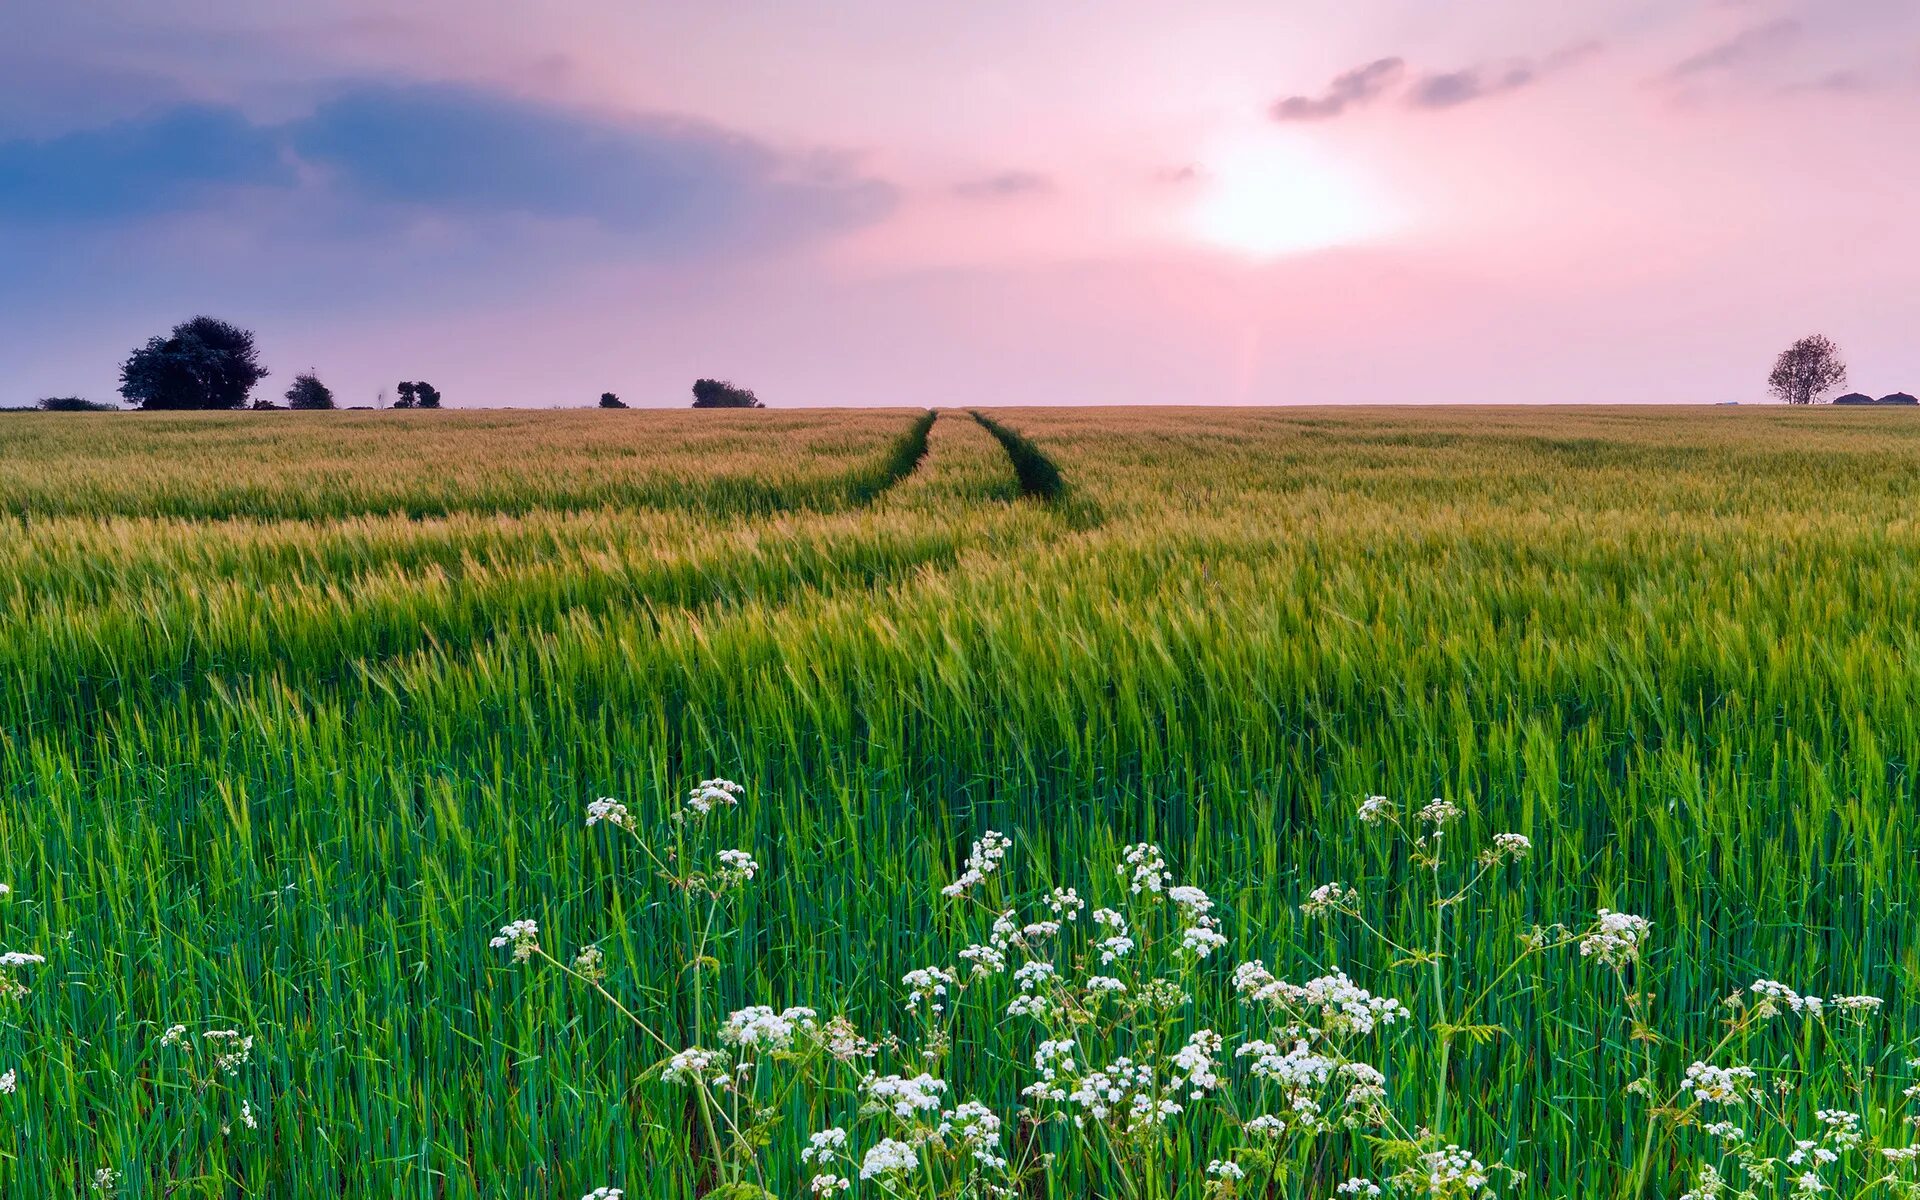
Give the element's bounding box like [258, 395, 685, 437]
[3, 405, 1919, 1199]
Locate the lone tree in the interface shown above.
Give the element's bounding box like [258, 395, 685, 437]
[285, 372, 336, 410]
[1768, 334, 1847, 405]
[118, 316, 268, 410]
[691, 378, 764, 408]
[394, 381, 443, 409]
[599, 391, 628, 408]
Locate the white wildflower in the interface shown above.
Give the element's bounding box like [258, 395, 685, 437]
[584, 797, 632, 830]
[203, 1030, 255, 1075]
[802, 1127, 848, 1162]
[860, 1137, 919, 1179]
[488, 919, 540, 963]
[661, 1047, 729, 1088]
[1578, 909, 1651, 967]
[1683, 1061, 1760, 1105]
[719, 1005, 818, 1050]
[1357, 795, 1394, 824]
[1118, 843, 1170, 895]
[1301, 882, 1352, 917]
[1486, 832, 1532, 862]
[903, 966, 958, 1013]
[943, 831, 1013, 897]
[684, 778, 744, 816]
[714, 848, 759, 885]
[864, 1072, 948, 1119]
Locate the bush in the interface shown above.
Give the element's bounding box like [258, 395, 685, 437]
[396, 381, 442, 409]
[691, 378, 764, 408]
[36, 396, 120, 412]
[286, 373, 336, 410]
[599, 392, 628, 409]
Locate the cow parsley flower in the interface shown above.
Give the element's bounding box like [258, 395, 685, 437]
[903, 966, 958, 1013]
[684, 778, 744, 816]
[580, 1190, 623, 1200]
[1182, 915, 1228, 957]
[864, 1072, 948, 1119]
[945, 1100, 1008, 1168]
[1099, 935, 1135, 964]
[1486, 832, 1532, 862]
[860, 1138, 919, 1179]
[1683, 1061, 1760, 1105]
[202, 1030, 255, 1075]
[809, 1175, 852, 1194]
[1118, 843, 1171, 895]
[1047, 887, 1085, 917]
[572, 944, 605, 982]
[1208, 1160, 1245, 1180]
[1398, 1144, 1487, 1194]
[714, 849, 759, 885]
[584, 797, 632, 830]
[1301, 882, 1352, 918]
[1171, 1029, 1222, 1094]
[1418, 798, 1463, 826]
[802, 1127, 848, 1162]
[1578, 910, 1651, 967]
[488, 919, 540, 963]
[0, 1069, 14, 1094]
[662, 1047, 728, 1088]
[1357, 795, 1394, 824]
[1336, 1178, 1383, 1197]
[719, 1005, 818, 1050]
[959, 943, 1007, 977]
[943, 831, 1013, 897]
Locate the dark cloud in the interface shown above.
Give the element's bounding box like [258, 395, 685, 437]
[0, 83, 895, 252]
[1277, 42, 1600, 121]
[1405, 65, 1538, 110]
[950, 169, 1051, 199]
[1663, 19, 1803, 81]
[1780, 69, 1875, 96]
[0, 104, 292, 221]
[1270, 58, 1405, 121]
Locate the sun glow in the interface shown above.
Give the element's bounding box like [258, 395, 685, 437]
[1185, 134, 1401, 259]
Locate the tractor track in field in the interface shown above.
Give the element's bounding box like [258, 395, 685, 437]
[969, 411, 1064, 501]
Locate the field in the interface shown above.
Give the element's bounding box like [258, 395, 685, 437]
[3, 405, 1920, 1198]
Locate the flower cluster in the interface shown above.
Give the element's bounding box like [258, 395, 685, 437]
[1578, 909, 1652, 968]
[487, 919, 541, 963]
[942, 830, 1013, 897]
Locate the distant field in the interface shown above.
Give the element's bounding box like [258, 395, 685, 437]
[3, 406, 1919, 1198]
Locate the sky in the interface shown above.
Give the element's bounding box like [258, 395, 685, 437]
[3, 0, 1918, 408]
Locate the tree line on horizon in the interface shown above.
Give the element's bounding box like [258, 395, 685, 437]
[22, 315, 768, 412]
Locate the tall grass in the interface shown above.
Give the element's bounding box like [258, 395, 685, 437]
[2, 406, 1918, 1197]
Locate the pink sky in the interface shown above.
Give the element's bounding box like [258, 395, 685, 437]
[4, 0, 1919, 406]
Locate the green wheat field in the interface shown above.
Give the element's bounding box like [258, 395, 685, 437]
[3, 405, 1919, 1199]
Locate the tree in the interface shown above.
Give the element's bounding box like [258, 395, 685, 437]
[285, 372, 336, 410]
[118, 316, 268, 410]
[691, 378, 764, 408]
[599, 391, 628, 409]
[394, 382, 417, 408]
[1767, 334, 1847, 405]
[414, 382, 442, 409]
